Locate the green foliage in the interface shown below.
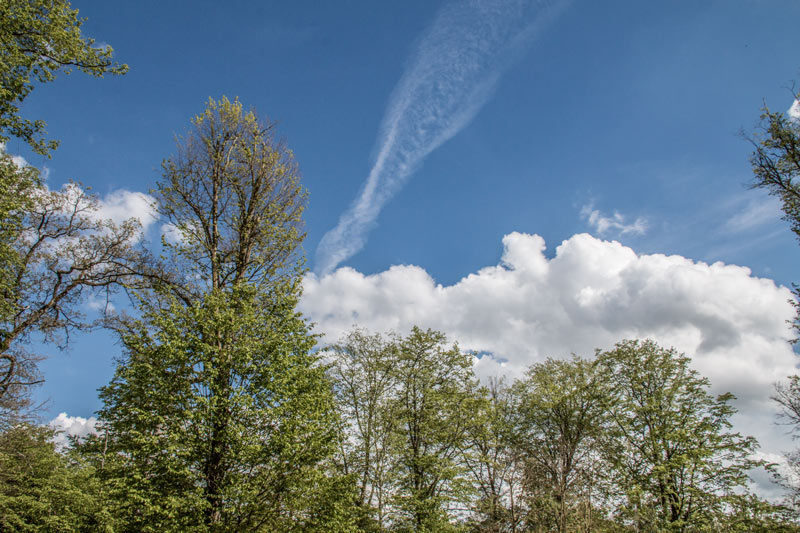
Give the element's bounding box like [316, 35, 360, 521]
[0, 423, 111, 532]
[90, 285, 353, 531]
[155, 96, 306, 301]
[0, 0, 127, 155]
[461, 379, 524, 532]
[749, 98, 800, 240]
[720, 493, 800, 532]
[329, 327, 482, 532]
[390, 327, 481, 532]
[509, 356, 610, 532]
[79, 97, 355, 531]
[748, 95, 800, 339]
[328, 329, 399, 530]
[0, 155, 38, 321]
[597, 340, 762, 531]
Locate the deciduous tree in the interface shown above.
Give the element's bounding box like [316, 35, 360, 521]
[87, 97, 353, 531]
[94, 286, 351, 531]
[390, 327, 481, 532]
[0, 173, 148, 421]
[328, 328, 400, 531]
[597, 340, 762, 530]
[153, 96, 306, 305]
[509, 357, 610, 533]
[0, 423, 110, 531]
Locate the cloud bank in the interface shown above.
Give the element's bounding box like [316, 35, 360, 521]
[315, 0, 566, 275]
[303, 232, 798, 489]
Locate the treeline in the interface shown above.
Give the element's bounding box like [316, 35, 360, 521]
[3, 1, 800, 531]
[325, 329, 792, 532]
[2, 326, 799, 531]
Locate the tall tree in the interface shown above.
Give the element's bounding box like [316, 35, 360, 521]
[508, 357, 610, 533]
[0, 0, 130, 419]
[750, 85, 800, 517]
[390, 327, 481, 532]
[461, 378, 526, 533]
[88, 97, 354, 531]
[597, 340, 762, 531]
[94, 286, 351, 531]
[328, 328, 400, 531]
[747, 93, 800, 338]
[154, 96, 305, 304]
[0, 0, 127, 155]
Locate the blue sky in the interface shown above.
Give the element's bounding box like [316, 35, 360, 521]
[16, 0, 800, 495]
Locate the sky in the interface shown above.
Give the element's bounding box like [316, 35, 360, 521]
[12, 0, 800, 497]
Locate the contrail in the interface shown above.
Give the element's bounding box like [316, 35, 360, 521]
[315, 0, 567, 276]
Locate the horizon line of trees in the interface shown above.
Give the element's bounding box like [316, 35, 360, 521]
[2, 1, 800, 531]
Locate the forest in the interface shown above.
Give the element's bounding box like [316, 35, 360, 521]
[2, 1, 800, 532]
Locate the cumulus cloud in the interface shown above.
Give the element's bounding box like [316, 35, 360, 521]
[302, 232, 798, 496]
[315, 0, 568, 275]
[581, 204, 647, 236]
[49, 412, 98, 449]
[95, 189, 158, 233]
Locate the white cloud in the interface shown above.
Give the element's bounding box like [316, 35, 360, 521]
[160, 222, 184, 244]
[302, 231, 798, 497]
[789, 99, 800, 121]
[95, 189, 158, 232]
[48, 412, 98, 449]
[0, 142, 30, 169]
[315, 0, 568, 275]
[581, 204, 647, 236]
[726, 195, 782, 232]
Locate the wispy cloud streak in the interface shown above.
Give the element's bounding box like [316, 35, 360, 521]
[315, 0, 567, 275]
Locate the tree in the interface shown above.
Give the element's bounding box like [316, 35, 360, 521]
[747, 93, 800, 338]
[0, 173, 148, 422]
[720, 493, 799, 532]
[328, 328, 400, 531]
[461, 378, 526, 533]
[154, 96, 306, 305]
[749, 94, 800, 240]
[771, 375, 800, 512]
[508, 357, 610, 533]
[0, 423, 111, 531]
[390, 327, 481, 532]
[87, 97, 354, 531]
[0, 0, 130, 420]
[0, 0, 127, 155]
[93, 286, 351, 531]
[596, 340, 762, 531]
